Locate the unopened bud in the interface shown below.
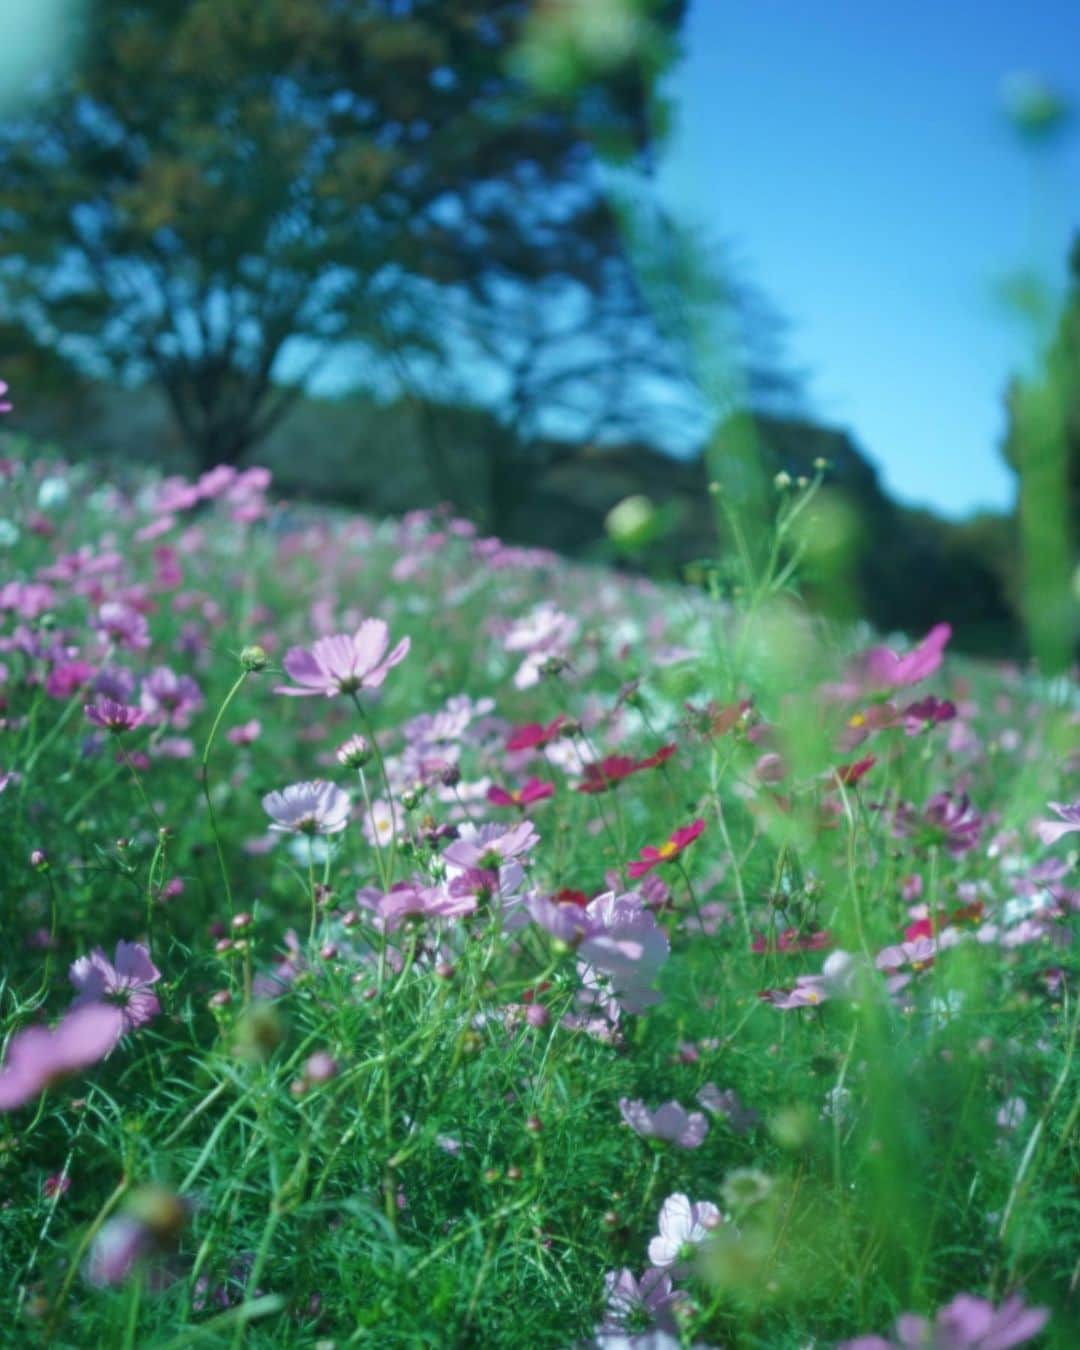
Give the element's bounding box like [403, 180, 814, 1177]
[239, 644, 269, 672]
[336, 734, 371, 769]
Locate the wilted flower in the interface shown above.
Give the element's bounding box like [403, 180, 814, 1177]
[263, 781, 351, 835]
[276, 619, 410, 697]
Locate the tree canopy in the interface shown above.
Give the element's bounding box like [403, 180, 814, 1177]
[1, 0, 706, 470]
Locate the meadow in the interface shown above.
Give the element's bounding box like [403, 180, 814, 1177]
[0, 432, 1076, 1348]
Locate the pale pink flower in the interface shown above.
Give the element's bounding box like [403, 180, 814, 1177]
[0, 1005, 120, 1111]
[1035, 800, 1080, 847]
[619, 1098, 708, 1148]
[276, 619, 410, 698]
[647, 1193, 721, 1274]
[838, 1292, 1048, 1349]
[263, 781, 351, 835]
[69, 941, 161, 1046]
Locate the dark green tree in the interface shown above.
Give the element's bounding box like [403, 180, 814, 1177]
[1000, 233, 1080, 668]
[0, 0, 690, 474]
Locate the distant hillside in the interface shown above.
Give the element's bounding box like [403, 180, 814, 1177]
[11, 382, 1019, 654]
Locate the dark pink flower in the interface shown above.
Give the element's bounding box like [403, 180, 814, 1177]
[505, 716, 567, 752]
[627, 819, 705, 879]
[575, 745, 676, 794]
[276, 619, 410, 698]
[487, 777, 555, 809]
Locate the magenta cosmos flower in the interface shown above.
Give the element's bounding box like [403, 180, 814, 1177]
[487, 778, 555, 809]
[627, 819, 705, 879]
[263, 780, 351, 835]
[69, 940, 162, 1047]
[839, 1292, 1048, 1349]
[0, 1005, 120, 1110]
[619, 1098, 708, 1148]
[85, 698, 144, 733]
[276, 619, 410, 698]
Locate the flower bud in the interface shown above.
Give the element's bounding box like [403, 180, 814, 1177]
[336, 734, 371, 769]
[239, 644, 269, 672]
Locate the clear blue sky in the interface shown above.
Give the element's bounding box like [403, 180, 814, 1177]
[656, 0, 1080, 518]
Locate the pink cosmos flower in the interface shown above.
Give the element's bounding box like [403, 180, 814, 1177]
[576, 892, 670, 1014]
[647, 1193, 721, 1275]
[599, 1267, 681, 1337]
[276, 619, 410, 698]
[443, 820, 539, 871]
[576, 746, 676, 795]
[45, 660, 96, 699]
[95, 601, 151, 651]
[487, 778, 555, 809]
[863, 622, 952, 688]
[84, 699, 144, 733]
[139, 666, 203, 728]
[0, 379, 12, 414]
[627, 819, 705, 879]
[227, 719, 262, 746]
[263, 781, 351, 835]
[696, 1083, 760, 1134]
[838, 1292, 1048, 1349]
[1035, 800, 1080, 847]
[69, 941, 162, 1046]
[618, 1098, 708, 1148]
[0, 1005, 120, 1111]
[505, 716, 567, 752]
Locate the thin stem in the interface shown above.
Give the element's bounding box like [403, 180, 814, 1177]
[200, 671, 249, 918]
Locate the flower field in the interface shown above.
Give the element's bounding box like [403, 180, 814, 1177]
[0, 440, 1077, 1348]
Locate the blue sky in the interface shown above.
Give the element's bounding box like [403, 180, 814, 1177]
[656, 0, 1080, 517]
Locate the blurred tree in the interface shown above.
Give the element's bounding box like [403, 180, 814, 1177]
[1000, 233, 1080, 668]
[0, 0, 694, 479]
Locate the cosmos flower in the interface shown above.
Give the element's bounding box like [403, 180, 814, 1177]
[576, 746, 676, 794]
[0, 1005, 120, 1111]
[69, 940, 162, 1047]
[618, 1098, 708, 1148]
[647, 1193, 721, 1275]
[838, 1292, 1048, 1349]
[487, 778, 555, 809]
[1035, 800, 1080, 847]
[599, 1267, 680, 1337]
[505, 716, 568, 752]
[276, 619, 410, 697]
[139, 666, 204, 728]
[263, 781, 351, 835]
[84, 699, 144, 733]
[627, 819, 705, 879]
